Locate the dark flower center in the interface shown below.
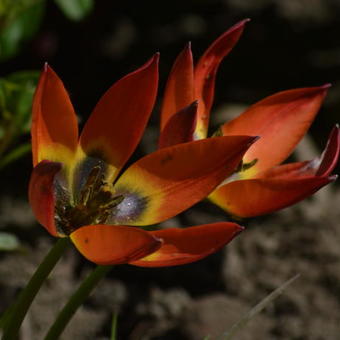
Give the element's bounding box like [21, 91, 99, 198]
[55, 165, 123, 236]
[54, 155, 148, 236]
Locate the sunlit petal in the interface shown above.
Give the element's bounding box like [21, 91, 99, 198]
[209, 175, 336, 218]
[112, 136, 257, 225]
[194, 19, 249, 139]
[79, 54, 159, 181]
[221, 85, 329, 176]
[31, 64, 78, 166]
[130, 222, 243, 267]
[70, 225, 162, 265]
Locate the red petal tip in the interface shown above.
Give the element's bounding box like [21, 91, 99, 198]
[331, 123, 340, 137]
[234, 18, 251, 28]
[237, 225, 246, 232]
[321, 83, 332, 89]
[143, 53, 160, 69]
[43, 63, 55, 74]
[233, 224, 245, 236]
[153, 52, 160, 61]
[329, 174, 338, 182]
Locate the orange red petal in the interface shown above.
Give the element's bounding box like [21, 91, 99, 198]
[194, 19, 249, 139]
[79, 54, 159, 180]
[210, 125, 339, 218]
[158, 101, 197, 149]
[210, 175, 336, 218]
[28, 160, 61, 237]
[160, 44, 194, 131]
[31, 64, 78, 166]
[221, 86, 329, 176]
[130, 222, 243, 267]
[256, 161, 312, 179]
[316, 125, 340, 176]
[113, 135, 257, 225]
[70, 225, 162, 265]
[256, 126, 340, 179]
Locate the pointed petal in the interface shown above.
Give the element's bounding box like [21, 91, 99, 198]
[112, 136, 257, 225]
[158, 101, 197, 149]
[257, 127, 340, 179]
[221, 86, 329, 175]
[130, 222, 243, 267]
[70, 225, 162, 265]
[316, 125, 340, 176]
[194, 19, 249, 139]
[160, 44, 194, 131]
[28, 160, 62, 236]
[31, 64, 78, 166]
[209, 174, 336, 218]
[79, 54, 159, 180]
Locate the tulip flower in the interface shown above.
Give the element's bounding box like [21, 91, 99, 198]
[29, 56, 257, 266]
[159, 19, 340, 218]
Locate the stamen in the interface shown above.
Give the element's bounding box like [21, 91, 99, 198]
[78, 165, 102, 205]
[55, 163, 126, 235]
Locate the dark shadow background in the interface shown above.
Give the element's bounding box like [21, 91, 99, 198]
[1, 0, 340, 339]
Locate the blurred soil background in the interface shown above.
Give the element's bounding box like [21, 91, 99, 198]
[1, 0, 340, 339]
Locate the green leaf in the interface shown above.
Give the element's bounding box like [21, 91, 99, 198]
[6, 70, 40, 133]
[0, 70, 38, 161]
[54, 0, 93, 21]
[0, 70, 39, 132]
[0, 232, 20, 251]
[0, 1, 45, 61]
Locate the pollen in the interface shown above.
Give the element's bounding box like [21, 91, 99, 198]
[114, 194, 145, 223]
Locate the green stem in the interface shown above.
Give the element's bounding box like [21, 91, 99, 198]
[111, 311, 118, 340]
[2, 237, 70, 340]
[44, 265, 112, 340]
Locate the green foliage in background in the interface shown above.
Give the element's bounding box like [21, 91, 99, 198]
[54, 0, 93, 21]
[0, 0, 45, 61]
[0, 232, 20, 251]
[0, 0, 94, 61]
[0, 70, 39, 168]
